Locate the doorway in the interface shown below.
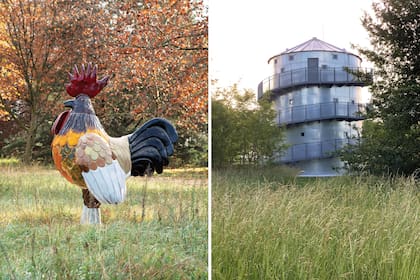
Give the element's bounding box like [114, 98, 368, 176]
[307, 58, 319, 83]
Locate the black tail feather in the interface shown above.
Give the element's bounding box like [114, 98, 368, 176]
[130, 137, 168, 165]
[128, 118, 178, 176]
[132, 146, 162, 174]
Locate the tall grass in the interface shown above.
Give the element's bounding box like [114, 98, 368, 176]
[0, 165, 207, 279]
[212, 167, 420, 279]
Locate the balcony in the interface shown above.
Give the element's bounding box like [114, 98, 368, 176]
[278, 101, 365, 126]
[280, 138, 358, 163]
[258, 67, 372, 99]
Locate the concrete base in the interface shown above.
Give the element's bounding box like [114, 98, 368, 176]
[288, 157, 344, 177]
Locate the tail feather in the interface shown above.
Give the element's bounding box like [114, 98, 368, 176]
[131, 146, 163, 173]
[128, 118, 178, 176]
[134, 118, 178, 142]
[130, 137, 168, 165]
[129, 126, 174, 155]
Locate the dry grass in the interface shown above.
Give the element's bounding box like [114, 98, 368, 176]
[0, 165, 208, 279]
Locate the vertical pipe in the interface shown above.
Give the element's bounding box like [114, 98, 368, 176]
[290, 107, 293, 124]
[347, 102, 350, 118]
[334, 101, 336, 116]
[290, 69, 293, 86]
[291, 146, 294, 162]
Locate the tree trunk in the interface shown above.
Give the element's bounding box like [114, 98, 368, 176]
[23, 114, 37, 162]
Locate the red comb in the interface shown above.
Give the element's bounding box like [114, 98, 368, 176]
[65, 63, 110, 98]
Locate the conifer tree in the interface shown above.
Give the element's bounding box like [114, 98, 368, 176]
[342, 0, 420, 175]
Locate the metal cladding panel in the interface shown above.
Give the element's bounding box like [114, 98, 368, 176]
[270, 51, 362, 75]
[275, 86, 364, 109]
[278, 121, 363, 170]
[285, 121, 360, 145]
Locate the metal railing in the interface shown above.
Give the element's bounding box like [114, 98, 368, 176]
[280, 138, 358, 163]
[258, 67, 372, 98]
[278, 101, 365, 125]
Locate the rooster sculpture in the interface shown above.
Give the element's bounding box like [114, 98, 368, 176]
[51, 64, 178, 224]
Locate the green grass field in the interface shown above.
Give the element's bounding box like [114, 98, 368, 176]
[212, 167, 420, 280]
[0, 165, 208, 279]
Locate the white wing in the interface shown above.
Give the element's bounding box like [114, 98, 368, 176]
[76, 133, 127, 204]
[82, 160, 126, 204]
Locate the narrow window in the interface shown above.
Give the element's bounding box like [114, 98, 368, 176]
[281, 67, 285, 73]
[289, 98, 294, 105]
[274, 59, 278, 64]
[301, 132, 305, 137]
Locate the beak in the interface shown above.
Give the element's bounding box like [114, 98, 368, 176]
[64, 99, 75, 109]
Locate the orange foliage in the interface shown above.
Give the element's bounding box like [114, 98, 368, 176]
[0, 0, 207, 161]
[100, 0, 208, 133]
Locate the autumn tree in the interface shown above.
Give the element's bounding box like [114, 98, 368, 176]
[0, 0, 208, 166]
[341, 0, 420, 175]
[0, 0, 106, 161]
[100, 0, 208, 165]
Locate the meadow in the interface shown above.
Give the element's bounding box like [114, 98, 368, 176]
[212, 167, 420, 279]
[0, 164, 208, 279]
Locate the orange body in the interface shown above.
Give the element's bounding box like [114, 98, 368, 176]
[51, 128, 108, 188]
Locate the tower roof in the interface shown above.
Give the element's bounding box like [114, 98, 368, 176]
[268, 37, 360, 63]
[282, 37, 345, 54]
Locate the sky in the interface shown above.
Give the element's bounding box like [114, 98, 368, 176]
[209, 0, 374, 93]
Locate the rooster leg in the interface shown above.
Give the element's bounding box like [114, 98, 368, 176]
[80, 189, 102, 224]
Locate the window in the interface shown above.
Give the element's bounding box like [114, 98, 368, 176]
[288, 55, 294, 61]
[289, 98, 294, 105]
[321, 64, 328, 69]
[333, 98, 338, 103]
[274, 59, 277, 64]
[301, 132, 305, 137]
[332, 54, 338, 60]
[281, 67, 285, 73]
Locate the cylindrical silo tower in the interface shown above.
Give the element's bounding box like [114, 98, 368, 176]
[258, 37, 370, 176]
